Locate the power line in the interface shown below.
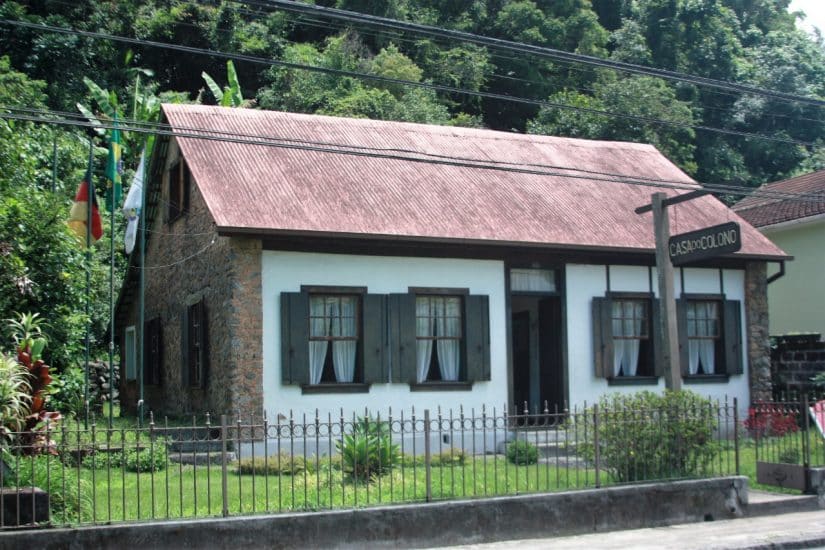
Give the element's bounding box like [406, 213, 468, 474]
[248, 0, 825, 109]
[3, 106, 823, 205]
[1, 18, 819, 149]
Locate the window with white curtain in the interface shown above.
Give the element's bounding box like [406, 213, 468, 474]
[610, 299, 650, 377]
[308, 295, 360, 384]
[510, 268, 556, 292]
[415, 295, 463, 382]
[686, 300, 720, 375]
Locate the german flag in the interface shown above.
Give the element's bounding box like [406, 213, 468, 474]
[67, 170, 103, 246]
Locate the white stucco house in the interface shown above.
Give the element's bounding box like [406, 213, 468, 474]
[116, 105, 787, 420]
[734, 170, 825, 337]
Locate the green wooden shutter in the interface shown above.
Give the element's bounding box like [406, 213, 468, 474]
[181, 306, 189, 387]
[389, 293, 416, 383]
[200, 301, 209, 388]
[362, 293, 388, 383]
[592, 297, 612, 378]
[154, 319, 163, 386]
[676, 299, 689, 376]
[723, 300, 744, 375]
[651, 298, 664, 376]
[280, 292, 309, 385]
[465, 294, 490, 382]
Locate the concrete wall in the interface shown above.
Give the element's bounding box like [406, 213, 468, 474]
[261, 251, 508, 419]
[0, 477, 748, 550]
[762, 218, 825, 336]
[565, 264, 750, 411]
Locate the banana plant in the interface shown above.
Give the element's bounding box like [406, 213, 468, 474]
[202, 60, 248, 107]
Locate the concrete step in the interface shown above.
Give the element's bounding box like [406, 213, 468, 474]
[167, 439, 225, 453]
[745, 489, 822, 517]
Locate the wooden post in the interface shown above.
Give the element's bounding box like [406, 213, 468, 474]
[652, 193, 681, 391]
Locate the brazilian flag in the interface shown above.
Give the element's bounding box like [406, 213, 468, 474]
[105, 116, 123, 210]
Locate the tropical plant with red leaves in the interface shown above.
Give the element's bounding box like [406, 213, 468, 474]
[4, 312, 61, 454]
[743, 406, 799, 438]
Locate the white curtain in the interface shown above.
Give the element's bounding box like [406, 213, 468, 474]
[611, 301, 641, 377]
[510, 269, 555, 292]
[332, 297, 357, 383]
[416, 298, 433, 383]
[308, 297, 329, 385]
[623, 301, 643, 376]
[437, 297, 461, 381]
[689, 302, 717, 374]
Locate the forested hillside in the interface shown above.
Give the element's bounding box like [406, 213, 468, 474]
[1, 0, 823, 366]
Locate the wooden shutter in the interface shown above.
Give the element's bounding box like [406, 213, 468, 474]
[676, 299, 689, 376]
[188, 301, 203, 388]
[388, 293, 416, 383]
[280, 292, 309, 385]
[181, 306, 189, 387]
[723, 300, 744, 375]
[362, 293, 388, 384]
[651, 298, 664, 377]
[144, 318, 163, 386]
[199, 301, 209, 388]
[465, 294, 491, 382]
[592, 297, 612, 378]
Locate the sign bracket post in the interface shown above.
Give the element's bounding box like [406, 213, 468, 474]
[651, 193, 681, 391]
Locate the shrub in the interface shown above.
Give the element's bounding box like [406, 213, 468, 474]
[49, 366, 86, 418]
[433, 448, 467, 466]
[236, 453, 307, 475]
[579, 390, 720, 483]
[336, 416, 400, 480]
[0, 354, 31, 443]
[743, 407, 799, 438]
[84, 445, 167, 473]
[778, 447, 801, 464]
[506, 440, 539, 465]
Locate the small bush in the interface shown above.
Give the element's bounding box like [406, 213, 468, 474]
[579, 390, 720, 483]
[506, 440, 539, 465]
[743, 408, 799, 438]
[336, 417, 400, 480]
[778, 447, 801, 464]
[49, 366, 86, 418]
[433, 448, 467, 466]
[236, 453, 306, 475]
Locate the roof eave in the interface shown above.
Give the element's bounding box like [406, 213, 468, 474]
[215, 225, 791, 263]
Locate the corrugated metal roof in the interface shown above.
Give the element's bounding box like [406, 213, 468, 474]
[733, 170, 825, 228]
[163, 104, 786, 259]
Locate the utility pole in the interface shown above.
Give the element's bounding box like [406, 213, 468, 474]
[652, 193, 681, 391]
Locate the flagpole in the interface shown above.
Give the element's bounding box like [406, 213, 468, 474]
[138, 149, 146, 427]
[108, 171, 115, 426]
[84, 137, 93, 430]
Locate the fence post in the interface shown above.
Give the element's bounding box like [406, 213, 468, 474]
[220, 414, 229, 517]
[424, 409, 432, 502]
[733, 397, 739, 476]
[593, 403, 600, 488]
[803, 394, 811, 471]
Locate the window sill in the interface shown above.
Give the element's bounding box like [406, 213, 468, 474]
[607, 376, 659, 386]
[301, 383, 370, 394]
[409, 382, 473, 392]
[683, 374, 729, 384]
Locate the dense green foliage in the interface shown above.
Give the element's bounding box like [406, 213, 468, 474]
[0, 1, 824, 374]
[579, 390, 720, 483]
[505, 439, 539, 465]
[336, 416, 401, 480]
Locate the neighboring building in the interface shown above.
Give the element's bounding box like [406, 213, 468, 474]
[733, 170, 825, 337]
[116, 104, 787, 420]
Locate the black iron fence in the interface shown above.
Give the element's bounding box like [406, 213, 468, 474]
[1, 398, 742, 528]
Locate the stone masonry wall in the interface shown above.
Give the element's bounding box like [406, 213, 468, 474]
[745, 262, 772, 402]
[120, 140, 263, 417]
[770, 336, 825, 397]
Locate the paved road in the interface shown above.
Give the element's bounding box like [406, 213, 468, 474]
[432, 510, 825, 549]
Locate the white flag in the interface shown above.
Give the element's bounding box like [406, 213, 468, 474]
[123, 149, 145, 254]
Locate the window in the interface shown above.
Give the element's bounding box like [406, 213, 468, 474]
[124, 326, 136, 381]
[677, 297, 743, 378]
[281, 288, 385, 391]
[144, 317, 162, 386]
[592, 295, 659, 382]
[309, 295, 360, 384]
[183, 299, 208, 388]
[510, 268, 556, 293]
[415, 295, 462, 382]
[167, 160, 190, 222]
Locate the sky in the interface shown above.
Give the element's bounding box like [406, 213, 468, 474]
[790, 0, 825, 35]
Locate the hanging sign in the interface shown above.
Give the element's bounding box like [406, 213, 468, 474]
[669, 222, 741, 266]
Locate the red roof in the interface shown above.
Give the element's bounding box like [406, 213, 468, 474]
[733, 170, 825, 228]
[163, 104, 786, 260]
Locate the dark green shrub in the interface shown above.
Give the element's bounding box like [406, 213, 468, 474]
[236, 453, 307, 475]
[336, 416, 400, 480]
[506, 440, 539, 465]
[778, 447, 800, 464]
[121, 445, 167, 472]
[579, 390, 720, 483]
[49, 366, 85, 418]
